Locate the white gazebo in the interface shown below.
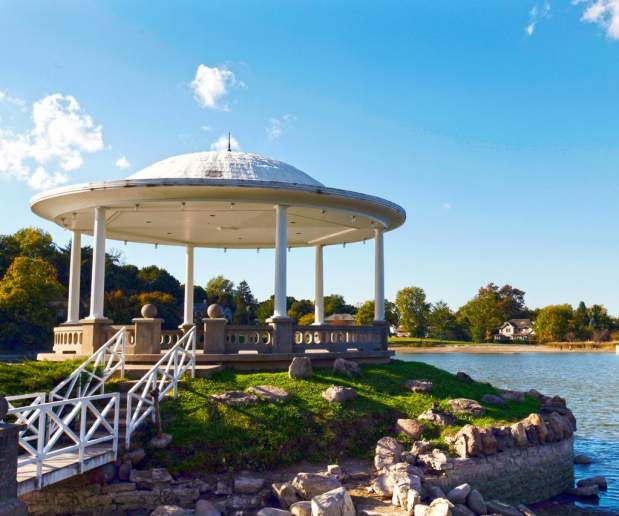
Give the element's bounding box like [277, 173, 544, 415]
[31, 149, 405, 367]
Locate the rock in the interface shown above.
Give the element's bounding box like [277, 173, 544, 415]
[481, 394, 505, 407]
[485, 500, 522, 516]
[545, 412, 567, 441]
[326, 464, 342, 478]
[577, 476, 607, 490]
[291, 473, 342, 499]
[332, 358, 362, 378]
[395, 419, 426, 439]
[208, 390, 259, 405]
[527, 389, 544, 400]
[311, 487, 355, 516]
[408, 489, 422, 512]
[374, 436, 404, 470]
[151, 506, 191, 515]
[130, 468, 173, 489]
[465, 489, 486, 515]
[288, 357, 312, 379]
[565, 485, 600, 498]
[493, 426, 515, 452]
[215, 480, 232, 495]
[290, 500, 312, 516]
[456, 372, 474, 383]
[510, 422, 528, 448]
[574, 454, 593, 464]
[418, 408, 456, 427]
[427, 485, 447, 501]
[523, 413, 549, 443]
[118, 461, 132, 481]
[124, 448, 146, 465]
[478, 427, 497, 455]
[500, 390, 525, 402]
[150, 433, 172, 449]
[405, 379, 433, 394]
[272, 482, 300, 508]
[195, 499, 222, 516]
[257, 509, 293, 516]
[410, 439, 433, 456]
[373, 463, 423, 499]
[447, 484, 472, 505]
[524, 424, 539, 446]
[346, 466, 371, 480]
[322, 385, 357, 403]
[235, 476, 265, 494]
[248, 385, 290, 402]
[454, 425, 482, 458]
[426, 497, 454, 516]
[453, 505, 476, 516]
[414, 505, 429, 516]
[447, 399, 485, 416]
[516, 504, 537, 516]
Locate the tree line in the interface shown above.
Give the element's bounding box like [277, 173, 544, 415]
[0, 227, 617, 351]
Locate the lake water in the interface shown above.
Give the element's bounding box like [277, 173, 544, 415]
[396, 352, 619, 514]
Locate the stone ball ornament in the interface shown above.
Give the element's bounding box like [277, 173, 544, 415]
[141, 303, 158, 318]
[0, 396, 8, 420]
[207, 303, 225, 319]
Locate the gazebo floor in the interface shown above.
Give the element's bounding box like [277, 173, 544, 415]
[37, 350, 392, 371]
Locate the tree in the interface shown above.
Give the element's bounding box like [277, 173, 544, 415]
[534, 304, 573, 343]
[572, 301, 591, 341]
[288, 299, 313, 322]
[0, 257, 64, 350]
[457, 288, 503, 342]
[206, 275, 235, 308]
[104, 289, 136, 324]
[355, 300, 399, 327]
[256, 297, 274, 324]
[232, 280, 257, 324]
[138, 265, 182, 298]
[324, 294, 355, 316]
[395, 287, 430, 337]
[427, 301, 462, 340]
[298, 313, 315, 325]
[478, 283, 529, 320]
[132, 291, 180, 329]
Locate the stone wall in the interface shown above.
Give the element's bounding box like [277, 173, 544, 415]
[424, 436, 574, 505]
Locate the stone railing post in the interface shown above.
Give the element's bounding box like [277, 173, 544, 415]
[268, 316, 293, 354]
[203, 303, 227, 354]
[372, 320, 389, 350]
[79, 318, 112, 355]
[132, 304, 163, 355]
[0, 398, 27, 515]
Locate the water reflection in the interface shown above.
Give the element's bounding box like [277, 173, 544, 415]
[396, 352, 619, 512]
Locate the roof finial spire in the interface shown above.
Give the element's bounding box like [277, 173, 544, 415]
[227, 132, 231, 152]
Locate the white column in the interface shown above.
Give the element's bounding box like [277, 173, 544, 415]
[374, 227, 385, 322]
[88, 207, 106, 320]
[273, 205, 288, 318]
[66, 230, 82, 324]
[314, 244, 324, 325]
[183, 245, 195, 326]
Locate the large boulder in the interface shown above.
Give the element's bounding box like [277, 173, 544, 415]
[577, 476, 608, 490]
[485, 500, 523, 516]
[195, 500, 222, 516]
[322, 386, 357, 403]
[500, 389, 525, 402]
[208, 391, 259, 405]
[374, 436, 404, 471]
[478, 427, 497, 455]
[130, 468, 173, 489]
[373, 462, 423, 498]
[493, 426, 515, 451]
[523, 413, 549, 443]
[289, 501, 312, 516]
[452, 505, 476, 516]
[453, 425, 482, 458]
[291, 473, 342, 499]
[288, 357, 312, 379]
[395, 419, 425, 439]
[480, 394, 505, 407]
[272, 482, 299, 508]
[447, 483, 472, 505]
[418, 408, 456, 427]
[465, 489, 486, 515]
[565, 485, 600, 498]
[447, 399, 485, 416]
[234, 476, 265, 494]
[510, 422, 528, 448]
[574, 454, 592, 464]
[544, 412, 566, 441]
[248, 385, 290, 402]
[332, 358, 361, 378]
[151, 506, 191, 516]
[455, 372, 475, 384]
[405, 379, 433, 394]
[257, 509, 293, 516]
[311, 487, 355, 516]
[426, 497, 454, 516]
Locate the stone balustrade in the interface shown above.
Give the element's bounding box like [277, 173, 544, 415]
[292, 325, 385, 353]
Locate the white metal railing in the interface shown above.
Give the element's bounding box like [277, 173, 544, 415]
[125, 326, 196, 447]
[49, 327, 126, 402]
[4, 393, 47, 451]
[8, 393, 120, 489]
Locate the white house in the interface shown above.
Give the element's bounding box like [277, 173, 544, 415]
[495, 319, 535, 342]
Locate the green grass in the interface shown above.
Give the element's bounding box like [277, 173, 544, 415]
[145, 360, 539, 475]
[0, 360, 82, 396]
[389, 337, 473, 347]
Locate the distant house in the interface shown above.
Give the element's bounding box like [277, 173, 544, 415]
[325, 313, 356, 326]
[495, 319, 535, 342]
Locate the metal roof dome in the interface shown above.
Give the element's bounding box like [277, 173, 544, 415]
[127, 151, 324, 187]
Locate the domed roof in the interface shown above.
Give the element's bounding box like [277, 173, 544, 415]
[127, 151, 324, 187]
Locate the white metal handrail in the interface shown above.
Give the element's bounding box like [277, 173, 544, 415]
[125, 326, 196, 447]
[49, 327, 126, 402]
[8, 392, 120, 489]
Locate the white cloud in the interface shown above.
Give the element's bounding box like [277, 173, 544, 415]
[526, 2, 551, 36]
[266, 114, 296, 141]
[115, 156, 131, 169]
[190, 64, 244, 110]
[0, 93, 104, 190]
[577, 0, 619, 39]
[0, 90, 26, 110]
[210, 134, 240, 151]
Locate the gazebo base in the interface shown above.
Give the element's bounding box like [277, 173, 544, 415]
[36, 350, 393, 371]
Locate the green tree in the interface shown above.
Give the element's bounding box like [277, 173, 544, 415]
[232, 280, 257, 324]
[256, 297, 274, 324]
[206, 275, 235, 308]
[132, 291, 180, 329]
[355, 300, 399, 327]
[288, 299, 313, 322]
[324, 294, 355, 316]
[0, 257, 64, 350]
[395, 287, 430, 337]
[104, 289, 137, 324]
[457, 288, 503, 342]
[427, 301, 461, 340]
[138, 265, 182, 298]
[534, 304, 574, 343]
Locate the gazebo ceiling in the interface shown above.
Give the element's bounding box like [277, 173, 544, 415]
[30, 151, 406, 248]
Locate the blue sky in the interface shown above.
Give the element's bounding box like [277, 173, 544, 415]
[1, 0, 619, 312]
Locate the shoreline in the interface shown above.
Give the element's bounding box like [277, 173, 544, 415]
[389, 344, 615, 354]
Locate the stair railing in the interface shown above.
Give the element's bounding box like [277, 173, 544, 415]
[125, 326, 196, 448]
